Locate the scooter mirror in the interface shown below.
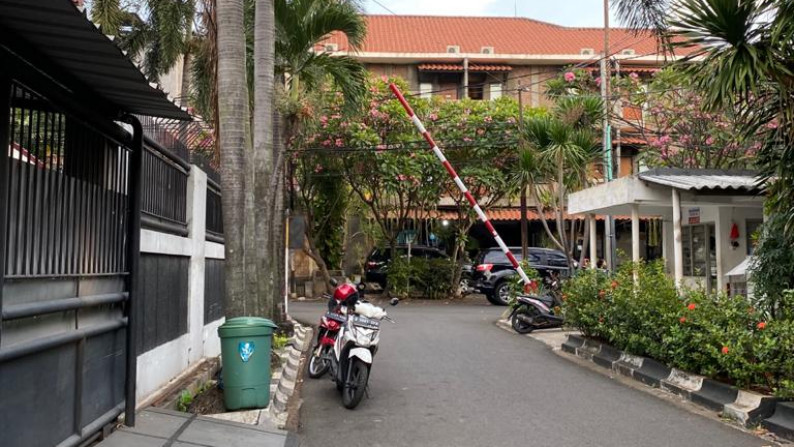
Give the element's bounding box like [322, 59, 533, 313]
[329, 278, 338, 287]
[389, 297, 400, 306]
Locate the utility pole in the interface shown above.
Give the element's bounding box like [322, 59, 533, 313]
[518, 83, 528, 261]
[602, 0, 616, 270]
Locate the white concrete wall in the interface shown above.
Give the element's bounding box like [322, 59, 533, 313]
[669, 205, 763, 293]
[136, 166, 226, 404]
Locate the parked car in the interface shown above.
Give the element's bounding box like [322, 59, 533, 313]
[472, 247, 571, 306]
[364, 245, 472, 294]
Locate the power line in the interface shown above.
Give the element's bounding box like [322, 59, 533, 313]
[369, 0, 398, 15]
[400, 33, 653, 100]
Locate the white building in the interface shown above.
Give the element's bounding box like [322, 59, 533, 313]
[569, 169, 764, 293]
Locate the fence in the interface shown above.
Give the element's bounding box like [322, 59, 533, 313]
[1, 77, 132, 447]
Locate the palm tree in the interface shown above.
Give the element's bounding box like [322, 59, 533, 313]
[274, 0, 367, 107]
[217, 0, 260, 317]
[90, 0, 196, 84]
[271, 0, 367, 295]
[523, 96, 602, 268]
[613, 0, 794, 233]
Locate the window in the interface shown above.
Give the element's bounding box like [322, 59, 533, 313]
[481, 46, 494, 54]
[489, 83, 503, 100]
[681, 224, 717, 291]
[420, 82, 433, 99]
[580, 48, 595, 55]
[746, 219, 763, 255]
[621, 49, 636, 56]
[323, 43, 338, 52]
[446, 45, 460, 54]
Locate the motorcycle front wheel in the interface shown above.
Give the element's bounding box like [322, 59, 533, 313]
[342, 358, 369, 409]
[307, 344, 331, 379]
[511, 305, 539, 334]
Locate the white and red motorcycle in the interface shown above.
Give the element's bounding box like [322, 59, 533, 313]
[312, 279, 396, 409]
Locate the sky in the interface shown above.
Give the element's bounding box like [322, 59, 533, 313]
[362, 0, 621, 28]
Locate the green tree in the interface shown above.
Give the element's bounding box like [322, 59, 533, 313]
[522, 95, 602, 268]
[612, 0, 790, 232]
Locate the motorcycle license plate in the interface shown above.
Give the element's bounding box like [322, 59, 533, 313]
[324, 312, 346, 323]
[352, 315, 380, 330]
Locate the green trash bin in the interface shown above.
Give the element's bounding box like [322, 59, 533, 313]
[218, 317, 279, 410]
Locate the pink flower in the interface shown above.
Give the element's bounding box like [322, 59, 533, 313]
[428, 113, 439, 121]
[335, 138, 344, 147]
[766, 120, 779, 129]
[595, 76, 602, 87]
[629, 72, 639, 81]
[320, 115, 328, 124]
[463, 137, 473, 142]
[476, 128, 485, 136]
[564, 72, 576, 82]
[322, 139, 332, 147]
[380, 75, 388, 82]
[376, 144, 387, 154]
[484, 116, 493, 123]
[705, 136, 715, 145]
[395, 174, 407, 181]
[314, 164, 323, 173]
[506, 117, 516, 124]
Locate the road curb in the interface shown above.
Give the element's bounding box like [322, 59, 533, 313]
[268, 322, 313, 427]
[556, 333, 782, 434]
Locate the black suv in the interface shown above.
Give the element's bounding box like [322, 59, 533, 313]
[472, 247, 570, 305]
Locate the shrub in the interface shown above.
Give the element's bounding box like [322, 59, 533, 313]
[562, 259, 794, 397]
[387, 256, 454, 299]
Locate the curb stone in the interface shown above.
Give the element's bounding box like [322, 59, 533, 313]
[498, 320, 785, 437]
[267, 321, 312, 428]
[762, 402, 794, 441]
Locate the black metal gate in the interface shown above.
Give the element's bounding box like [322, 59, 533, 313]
[0, 77, 136, 446]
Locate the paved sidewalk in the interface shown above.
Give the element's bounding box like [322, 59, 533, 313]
[96, 408, 292, 447]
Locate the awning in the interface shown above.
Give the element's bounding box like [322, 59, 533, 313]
[638, 168, 763, 192]
[418, 63, 513, 72]
[0, 0, 191, 120]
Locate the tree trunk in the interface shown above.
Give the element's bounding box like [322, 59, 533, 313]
[252, 0, 276, 319]
[579, 214, 591, 267]
[217, 0, 257, 317]
[180, 51, 192, 108]
[520, 183, 528, 260]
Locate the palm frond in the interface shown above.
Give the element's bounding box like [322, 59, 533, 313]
[90, 0, 123, 35]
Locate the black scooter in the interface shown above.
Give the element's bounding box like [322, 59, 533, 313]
[508, 276, 564, 334]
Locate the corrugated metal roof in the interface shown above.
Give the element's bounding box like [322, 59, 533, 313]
[638, 168, 763, 192]
[0, 0, 190, 120]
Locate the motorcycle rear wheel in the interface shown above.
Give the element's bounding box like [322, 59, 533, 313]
[342, 359, 369, 409]
[307, 345, 331, 379]
[511, 306, 539, 334]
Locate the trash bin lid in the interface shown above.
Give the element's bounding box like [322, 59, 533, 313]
[218, 317, 278, 338]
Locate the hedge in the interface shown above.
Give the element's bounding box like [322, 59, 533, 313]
[562, 260, 794, 398]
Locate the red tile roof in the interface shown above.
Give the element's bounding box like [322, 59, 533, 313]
[320, 15, 674, 57]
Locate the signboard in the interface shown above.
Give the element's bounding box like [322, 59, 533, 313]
[688, 208, 700, 225]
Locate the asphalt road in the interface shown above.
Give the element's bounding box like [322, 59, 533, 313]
[290, 299, 769, 447]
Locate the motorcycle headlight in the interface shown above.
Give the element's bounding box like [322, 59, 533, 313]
[352, 327, 373, 346]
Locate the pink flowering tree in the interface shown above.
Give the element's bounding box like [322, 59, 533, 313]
[294, 75, 537, 296]
[626, 69, 763, 169]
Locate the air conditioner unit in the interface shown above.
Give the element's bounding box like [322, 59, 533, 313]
[447, 45, 460, 54]
[481, 46, 494, 55]
[621, 48, 636, 56]
[324, 43, 338, 52]
[580, 48, 595, 56]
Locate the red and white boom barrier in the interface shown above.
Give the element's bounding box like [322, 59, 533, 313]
[389, 83, 533, 289]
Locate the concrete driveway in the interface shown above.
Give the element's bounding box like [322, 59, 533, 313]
[290, 300, 770, 447]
